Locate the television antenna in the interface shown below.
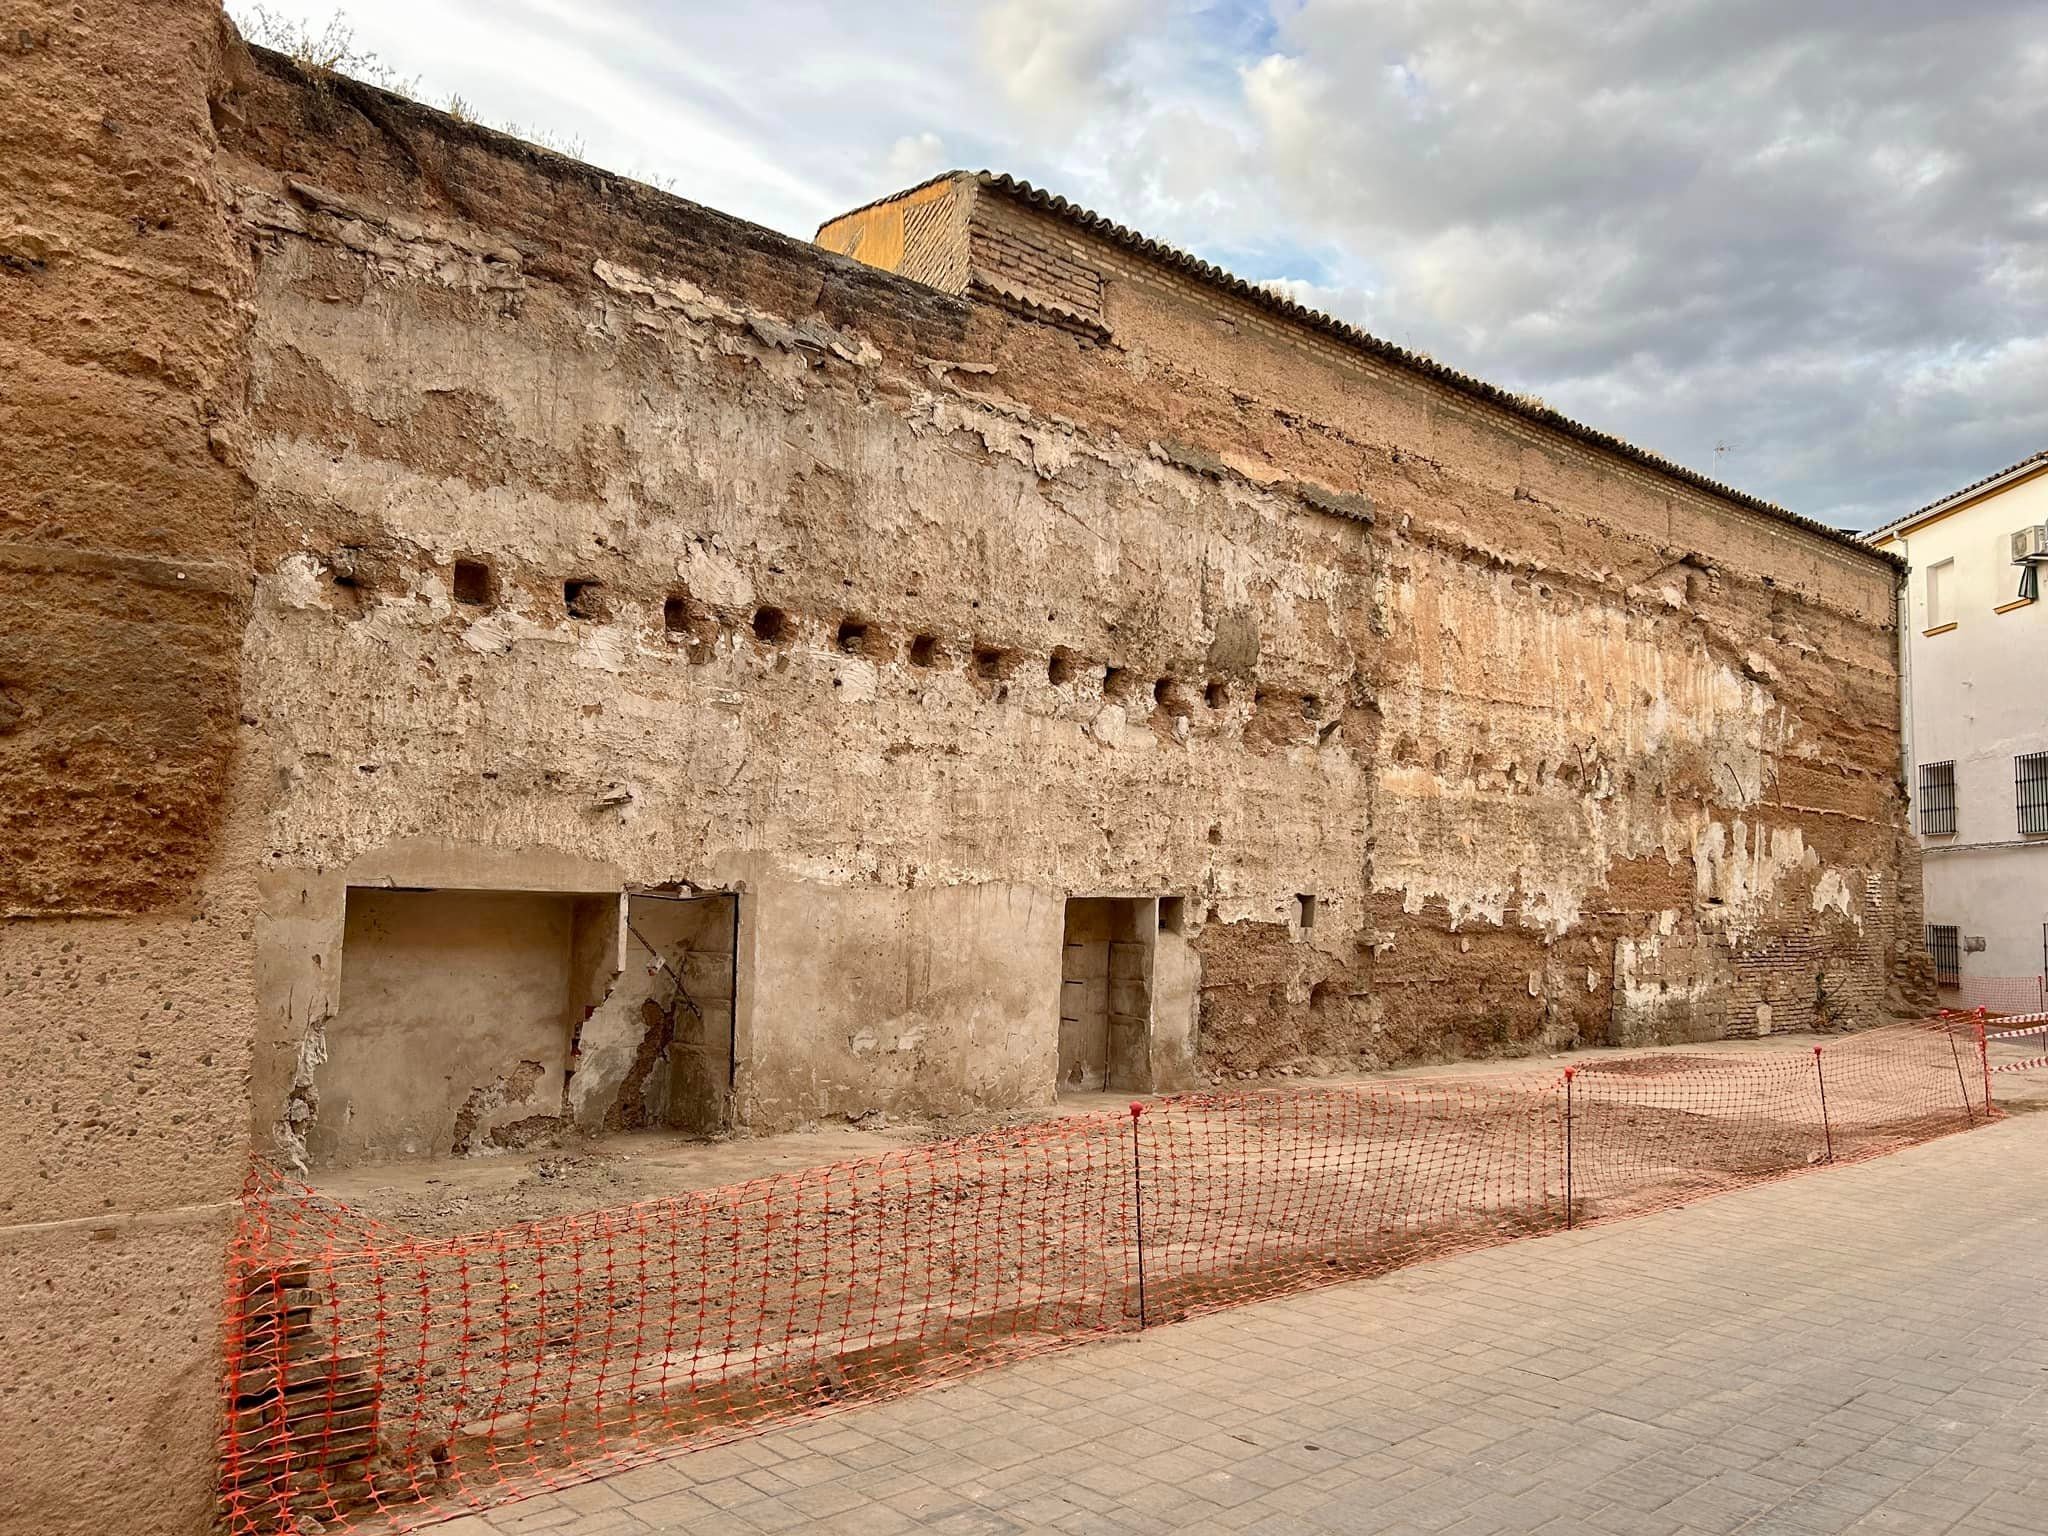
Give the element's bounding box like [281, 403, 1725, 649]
[1713, 439, 1740, 475]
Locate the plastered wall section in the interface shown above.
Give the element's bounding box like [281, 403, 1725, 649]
[1886, 466, 2048, 981]
[313, 888, 616, 1165]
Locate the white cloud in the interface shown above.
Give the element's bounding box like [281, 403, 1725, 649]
[977, 0, 1155, 116]
[885, 131, 947, 185]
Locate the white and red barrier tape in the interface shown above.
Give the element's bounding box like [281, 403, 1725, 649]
[1932, 1009, 2048, 1041]
[1984, 1015, 2048, 1041]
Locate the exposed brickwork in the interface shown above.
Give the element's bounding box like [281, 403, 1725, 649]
[966, 196, 1106, 326]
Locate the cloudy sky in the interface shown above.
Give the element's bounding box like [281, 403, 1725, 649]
[234, 0, 2048, 530]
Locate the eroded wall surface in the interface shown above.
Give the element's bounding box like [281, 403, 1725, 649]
[4, 22, 1926, 1531]
[213, 65, 1923, 1153]
[220, 66, 1384, 1156]
[572, 891, 735, 1137]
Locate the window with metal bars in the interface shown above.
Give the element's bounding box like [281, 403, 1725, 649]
[1918, 761, 1957, 836]
[2019, 753, 2048, 835]
[1928, 924, 1961, 988]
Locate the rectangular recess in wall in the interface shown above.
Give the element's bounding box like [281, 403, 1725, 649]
[452, 559, 494, 607]
[1926, 558, 1955, 630]
[1059, 898, 1153, 1093]
[316, 887, 619, 1169]
[1918, 762, 1957, 837]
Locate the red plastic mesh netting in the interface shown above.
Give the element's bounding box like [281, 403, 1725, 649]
[220, 1018, 1994, 1533]
[1945, 976, 2048, 1017]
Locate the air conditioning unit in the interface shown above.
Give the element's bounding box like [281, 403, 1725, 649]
[2012, 525, 2048, 562]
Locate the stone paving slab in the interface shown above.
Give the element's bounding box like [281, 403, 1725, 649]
[442, 1109, 2048, 1536]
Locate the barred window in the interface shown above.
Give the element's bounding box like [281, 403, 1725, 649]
[1918, 761, 1957, 836]
[2020, 753, 2048, 835]
[1928, 924, 1961, 989]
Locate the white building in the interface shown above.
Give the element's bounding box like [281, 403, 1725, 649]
[1870, 450, 2048, 1014]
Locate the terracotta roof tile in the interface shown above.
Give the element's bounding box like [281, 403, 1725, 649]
[823, 171, 1894, 568]
[1865, 449, 2048, 542]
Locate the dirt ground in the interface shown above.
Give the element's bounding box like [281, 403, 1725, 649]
[310, 1107, 1079, 1237]
[309, 1026, 2046, 1236]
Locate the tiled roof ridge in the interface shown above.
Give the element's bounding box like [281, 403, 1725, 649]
[820, 170, 1892, 567]
[1866, 449, 2048, 541]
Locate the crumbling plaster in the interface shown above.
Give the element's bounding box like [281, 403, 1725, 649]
[231, 159, 1378, 1151]
[218, 49, 1919, 1139]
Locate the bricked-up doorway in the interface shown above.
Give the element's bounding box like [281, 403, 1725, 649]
[614, 891, 738, 1137]
[1059, 898, 1154, 1092]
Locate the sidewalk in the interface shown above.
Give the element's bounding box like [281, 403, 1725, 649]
[434, 1104, 2048, 1536]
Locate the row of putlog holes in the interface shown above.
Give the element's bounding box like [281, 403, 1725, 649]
[449, 558, 1326, 721]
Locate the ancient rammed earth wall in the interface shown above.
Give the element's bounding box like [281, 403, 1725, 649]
[223, 92, 1375, 1148]
[0, 15, 1922, 1533]
[824, 176, 1924, 1068]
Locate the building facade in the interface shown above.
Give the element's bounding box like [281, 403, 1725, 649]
[3, 10, 1924, 1532]
[1871, 451, 2048, 1013]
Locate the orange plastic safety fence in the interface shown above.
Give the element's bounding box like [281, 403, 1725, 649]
[218, 1020, 1998, 1534]
[1941, 976, 2048, 1017]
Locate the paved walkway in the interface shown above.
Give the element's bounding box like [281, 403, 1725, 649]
[452, 1109, 2048, 1536]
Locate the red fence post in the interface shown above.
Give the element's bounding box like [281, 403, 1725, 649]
[1562, 1068, 1576, 1230]
[1128, 1102, 1148, 1329]
[1947, 1019, 1977, 1125]
[1813, 1045, 1834, 1164]
[218, 1023, 2044, 1533]
[1976, 1011, 1992, 1115]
